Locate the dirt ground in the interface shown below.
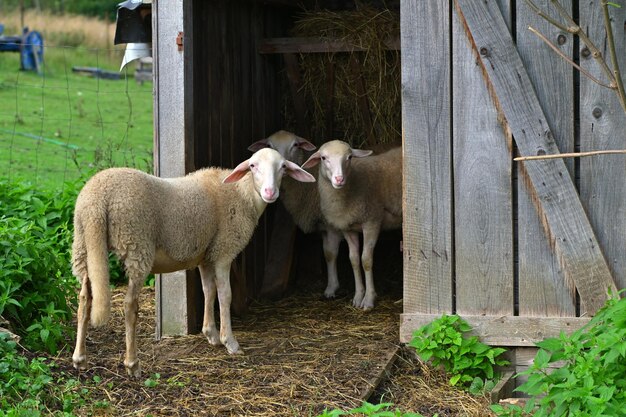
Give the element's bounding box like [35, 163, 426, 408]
[51, 269, 495, 417]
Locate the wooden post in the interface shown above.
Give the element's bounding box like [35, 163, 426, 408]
[153, 0, 202, 338]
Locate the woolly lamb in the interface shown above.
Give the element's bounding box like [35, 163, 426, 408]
[248, 130, 354, 299]
[71, 148, 315, 377]
[302, 140, 402, 310]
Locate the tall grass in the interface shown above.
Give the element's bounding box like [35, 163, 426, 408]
[1, 9, 116, 50]
[0, 10, 153, 190]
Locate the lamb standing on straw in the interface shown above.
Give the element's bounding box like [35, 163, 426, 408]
[248, 130, 355, 299]
[71, 148, 315, 377]
[302, 140, 402, 310]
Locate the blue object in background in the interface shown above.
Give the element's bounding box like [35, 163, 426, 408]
[0, 26, 44, 73]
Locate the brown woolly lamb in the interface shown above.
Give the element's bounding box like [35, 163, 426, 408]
[302, 140, 402, 310]
[71, 148, 315, 377]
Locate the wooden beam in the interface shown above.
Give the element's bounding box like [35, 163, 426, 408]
[454, 0, 618, 313]
[400, 313, 590, 346]
[259, 37, 400, 54]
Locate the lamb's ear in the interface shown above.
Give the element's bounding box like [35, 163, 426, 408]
[295, 137, 317, 152]
[247, 139, 270, 152]
[285, 160, 316, 183]
[352, 149, 373, 158]
[301, 152, 321, 169]
[223, 160, 250, 183]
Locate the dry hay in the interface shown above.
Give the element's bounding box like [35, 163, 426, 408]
[287, 4, 401, 148]
[50, 281, 495, 416]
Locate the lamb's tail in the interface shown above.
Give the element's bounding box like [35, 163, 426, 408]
[73, 212, 111, 327]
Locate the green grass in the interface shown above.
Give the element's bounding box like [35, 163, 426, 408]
[0, 45, 153, 190]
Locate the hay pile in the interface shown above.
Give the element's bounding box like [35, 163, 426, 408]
[52, 280, 495, 416]
[287, 5, 401, 148]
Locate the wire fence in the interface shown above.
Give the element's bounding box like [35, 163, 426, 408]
[0, 41, 153, 193]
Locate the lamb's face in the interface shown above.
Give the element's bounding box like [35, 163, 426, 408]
[248, 130, 317, 165]
[302, 140, 373, 190]
[239, 148, 316, 204]
[318, 141, 354, 189]
[248, 148, 286, 203]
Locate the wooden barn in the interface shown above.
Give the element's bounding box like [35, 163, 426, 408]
[135, 0, 626, 382]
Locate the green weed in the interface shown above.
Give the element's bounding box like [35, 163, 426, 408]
[409, 314, 509, 395]
[493, 291, 626, 417]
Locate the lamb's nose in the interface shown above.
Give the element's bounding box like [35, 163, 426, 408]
[263, 187, 276, 199]
[334, 175, 344, 185]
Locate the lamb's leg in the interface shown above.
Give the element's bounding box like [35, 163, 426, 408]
[123, 277, 143, 378]
[360, 224, 381, 311]
[322, 229, 342, 298]
[343, 231, 364, 307]
[214, 262, 243, 355]
[72, 276, 92, 370]
[198, 262, 220, 346]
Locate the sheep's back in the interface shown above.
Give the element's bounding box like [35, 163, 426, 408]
[280, 165, 325, 233]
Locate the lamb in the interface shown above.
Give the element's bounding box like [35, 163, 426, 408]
[71, 148, 315, 377]
[248, 130, 356, 299]
[302, 140, 402, 310]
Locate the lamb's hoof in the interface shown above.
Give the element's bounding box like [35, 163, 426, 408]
[124, 360, 141, 378]
[72, 354, 87, 371]
[224, 340, 244, 355]
[324, 286, 339, 299]
[352, 293, 365, 308]
[360, 295, 377, 311]
[203, 328, 221, 346]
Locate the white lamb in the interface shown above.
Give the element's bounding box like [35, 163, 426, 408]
[248, 130, 357, 299]
[302, 140, 402, 310]
[71, 148, 315, 377]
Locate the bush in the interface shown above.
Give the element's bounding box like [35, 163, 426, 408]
[409, 314, 509, 395]
[493, 291, 626, 417]
[0, 179, 79, 353]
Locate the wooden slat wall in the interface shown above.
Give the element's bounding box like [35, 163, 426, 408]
[453, 0, 513, 317]
[516, 0, 577, 317]
[401, 0, 453, 315]
[401, 0, 624, 345]
[190, 0, 292, 311]
[579, 1, 626, 292]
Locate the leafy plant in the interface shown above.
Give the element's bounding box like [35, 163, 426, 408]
[0, 180, 79, 353]
[409, 314, 509, 394]
[494, 291, 626, 417]
[316, 401, 429, 417]
[0, 332, 93, 416]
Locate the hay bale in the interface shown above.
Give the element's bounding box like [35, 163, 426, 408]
[287, 5, 401, 148]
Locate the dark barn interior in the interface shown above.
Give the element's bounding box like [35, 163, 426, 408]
[180, 0, 403, 316]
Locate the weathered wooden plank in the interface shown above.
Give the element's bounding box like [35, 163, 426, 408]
[154, 0, 203, 338]
[358, 346, 399, 401]
[400, 313, 590, 346]
[452, 2, 513, 316]
[454, 0, 617, 313]
[259, 37, 400, 54]
[516, 0, 577, 316]
[579, 1, 626, 293]
[400, 0, 453, 315]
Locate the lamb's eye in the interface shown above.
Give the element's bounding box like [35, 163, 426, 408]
[321, 156, 326, 161]
[282, 164, 287, 169]
[348, 155, 353, 160]
[250, 163, 255, 169]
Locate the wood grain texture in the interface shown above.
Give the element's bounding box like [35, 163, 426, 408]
[454, 0, 617, 313]
[452, 2, 514, 316]
[579, 1, 626, 293]
[401, 0, 453, 314]
[516, 0, 577, 316]
[154, 0, 203, 338]
[400, 313, 590, 346]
